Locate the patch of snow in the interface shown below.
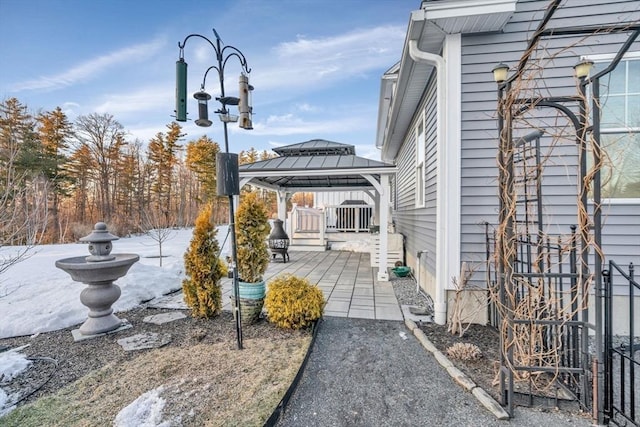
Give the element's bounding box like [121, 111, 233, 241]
[330, 239, 370, 252]
[0, 347, 31, 381]
[0, 347, 32, 416]
[113, 385, 170, 427]
[0, 388, 13, 418]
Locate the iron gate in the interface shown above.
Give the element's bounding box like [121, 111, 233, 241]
[603, 262, 639, 426]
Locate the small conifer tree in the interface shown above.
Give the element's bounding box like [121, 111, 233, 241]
[182, 203, 224, 318]
[236, 192, 270, 283]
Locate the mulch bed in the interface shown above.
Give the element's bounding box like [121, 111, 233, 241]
[419, 322, 502, 400]
[0, 307, 305, 408]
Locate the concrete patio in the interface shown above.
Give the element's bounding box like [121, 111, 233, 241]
[220, 250, 403, 321]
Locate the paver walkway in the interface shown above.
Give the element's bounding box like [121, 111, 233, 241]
[220, 251, 403, 321]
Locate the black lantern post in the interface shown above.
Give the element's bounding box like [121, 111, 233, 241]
[175, 29, 254, 350]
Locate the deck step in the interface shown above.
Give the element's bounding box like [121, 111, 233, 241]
[291, 237, 327, 246]
[289, 243, 327, 252]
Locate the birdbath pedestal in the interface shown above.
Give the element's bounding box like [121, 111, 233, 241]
[55, 222, 139, 339]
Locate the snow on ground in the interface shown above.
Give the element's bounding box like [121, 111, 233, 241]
[330, 238, 370, 252]
[0, 225, 231, 340]
[0, 346, 32, 416]
[0, 222, 371, 340]
[0, 223, 370, 420]
[113, 386, 171, 427]
[0, 224, 234, 418]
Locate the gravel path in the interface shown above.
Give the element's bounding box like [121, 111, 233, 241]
[276, 317, 591, 427]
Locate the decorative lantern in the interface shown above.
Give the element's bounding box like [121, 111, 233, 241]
[574, 59, 594, 80]
[268, 219, 290, 263]
[492, 63, 509, 84]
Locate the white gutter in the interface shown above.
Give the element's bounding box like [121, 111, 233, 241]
[408, 39, 447, 326]
[376, 71, 399, 149]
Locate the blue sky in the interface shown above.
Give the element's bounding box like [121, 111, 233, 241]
[0, 0, 416, 159]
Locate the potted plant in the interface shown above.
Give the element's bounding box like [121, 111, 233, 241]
[234, 192, 270, 323]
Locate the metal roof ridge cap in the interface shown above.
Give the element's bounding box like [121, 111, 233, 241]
[238, 165, 397, 176]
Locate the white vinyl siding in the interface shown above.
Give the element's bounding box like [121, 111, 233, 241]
[393, 75, 438, 274]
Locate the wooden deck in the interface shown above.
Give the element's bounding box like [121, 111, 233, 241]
[221, 250, 403, 321]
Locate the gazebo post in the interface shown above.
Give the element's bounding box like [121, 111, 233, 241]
[372, 192, 380, 228]
[377, 174, 390, 281]
[277, 190, 288, 225]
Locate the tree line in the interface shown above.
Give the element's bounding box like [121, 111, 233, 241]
[0, 97, 279, 247]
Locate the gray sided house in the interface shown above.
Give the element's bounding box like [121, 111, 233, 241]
[377, 0, 640, 329]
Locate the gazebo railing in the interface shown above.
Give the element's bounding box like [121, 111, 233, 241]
[292, 206, 323, 232]
[325, 204, 373, 232]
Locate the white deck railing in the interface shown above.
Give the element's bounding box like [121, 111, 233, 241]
[288, 204, 374, 239]
[324, 204, 374, 232]
[292, 206, 323, 232]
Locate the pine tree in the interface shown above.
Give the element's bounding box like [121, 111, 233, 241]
[185, 135, 220, 202]
[65, 144, 95, 224]
[0, 98, 45, 246]
[147, 122, 184, 224]
[182, 203, 225, 318]
[37, 107, 73, 242]
[239, 147, 259, 165]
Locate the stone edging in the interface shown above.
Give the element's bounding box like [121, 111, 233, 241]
[404, 318, 510, 420]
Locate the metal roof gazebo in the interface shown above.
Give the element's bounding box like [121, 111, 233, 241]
[238, 139, 397, 281]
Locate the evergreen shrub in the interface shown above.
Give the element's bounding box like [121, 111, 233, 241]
[265, 274, 325, 329]
[235, 192, 270, 283]
[182, 203, 225, 318]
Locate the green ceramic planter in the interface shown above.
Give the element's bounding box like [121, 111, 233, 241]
[392, 266, 411, 277]
[232, 280, 266, 324]
[238, 280, 266, 299]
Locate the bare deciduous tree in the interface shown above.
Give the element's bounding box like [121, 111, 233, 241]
[139, 207, 176, 267]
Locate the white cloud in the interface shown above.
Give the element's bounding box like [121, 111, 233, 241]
[10, 38, 166, 92]
[93, 85, 173, 116]
[248, 112, 368, 137]
[267, 140, 287, 148]
[295, 103, 320, 113]
[126, 125, 163, 143]
[353, 144, 382, 160]
[59, 102, 81, 118]
[250, 25, 405, 93]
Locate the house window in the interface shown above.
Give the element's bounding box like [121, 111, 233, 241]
[415, 122, 426, 207]
[597, 56, 640, 199]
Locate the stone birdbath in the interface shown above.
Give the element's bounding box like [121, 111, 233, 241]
[56, 222, 139, 338]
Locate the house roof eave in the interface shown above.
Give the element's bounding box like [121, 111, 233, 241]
[377, 0, 516, 162]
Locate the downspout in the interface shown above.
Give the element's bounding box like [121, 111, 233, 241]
[408, 39, 447, 325]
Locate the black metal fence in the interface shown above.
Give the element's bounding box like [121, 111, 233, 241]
[603, 261, 639, 426]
